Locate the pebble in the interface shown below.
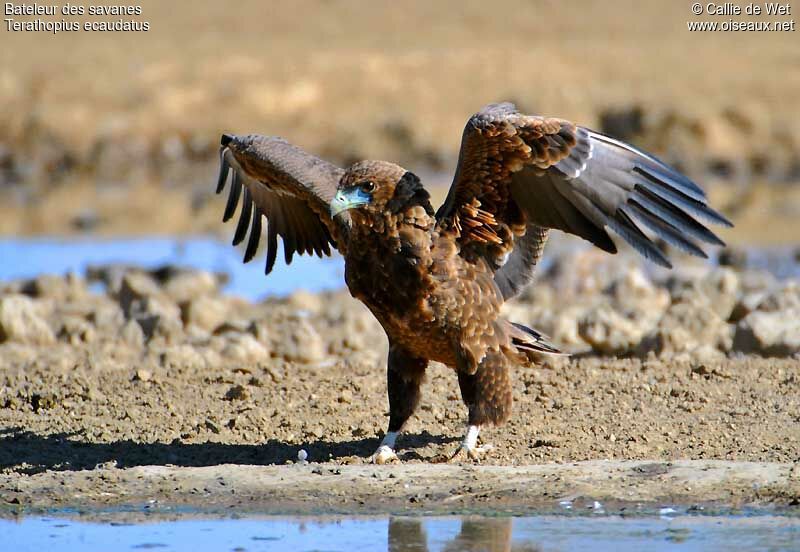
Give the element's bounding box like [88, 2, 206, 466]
[224, 385, 249, 401]
[134, 369, 152, 382]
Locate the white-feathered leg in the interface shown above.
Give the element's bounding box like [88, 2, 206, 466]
[371, 430, 399, 464]
[449, 425, 494, 462]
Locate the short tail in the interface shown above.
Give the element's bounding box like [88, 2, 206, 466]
[507, 321, 566, 357]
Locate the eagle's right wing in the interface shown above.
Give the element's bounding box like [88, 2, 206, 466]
[216, 134, 348, 274]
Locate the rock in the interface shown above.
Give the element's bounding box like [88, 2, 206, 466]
[138, 312, 184, 342]
[181, 296, 230, 332]
[667, 268, 739, 321]
[120, 318, 145, 348]
[221, 333, 270, 364]
[285, 290, 323, 313]
[578, 305, 648, 355]
[730, 276, 791, 323]
[268, 313, 326, 363]
[733, 308, 800, 356]
[198, 347, 222, 367]
[89, 303, 126, 336]
[0, 295, 56, 345]
[530, 266, 670, 354]
[184, 324, 212, 342]
[755, 281, 800, 312]
[638, 299, 733, 357]
[162, 270, 220, 303]
[729, 291, 769, 324]
[116, 273, 183, 341]
[730, 281, 800, 355]
[215, 319, 254, 336]
[323, 302, 383, 354]
[547, 305, 592, 350]
[686, 343, 726, 363]
[141, 297, 182, 323]
[86, 264, 145, 295]
[19, 273, 88, 302]
[699, 268, 740, 321]
[544, 249, 636, 298]
[738, 269, 777, 295]
[160, 345, 206, 368]
[116, 272, 163, 314]
[606, 266, 670, 315]
[58, 315, 96, 345]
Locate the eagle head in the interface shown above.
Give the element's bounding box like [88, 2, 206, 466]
[331, 161, 433, 219]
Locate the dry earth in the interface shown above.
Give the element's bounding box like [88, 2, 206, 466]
[0, 254, 798, 514]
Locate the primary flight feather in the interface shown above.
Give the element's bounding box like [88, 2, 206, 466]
[215, 102, 731, 462]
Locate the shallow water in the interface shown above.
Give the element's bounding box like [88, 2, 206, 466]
[2, 514, 799, 551]
[1, 237, 797, 302]
[0, 237, 344, 301]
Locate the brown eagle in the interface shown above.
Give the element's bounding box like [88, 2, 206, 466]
[215, 103, 730, 463]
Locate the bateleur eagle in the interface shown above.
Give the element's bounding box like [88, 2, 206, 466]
[215, 102, 731, 462]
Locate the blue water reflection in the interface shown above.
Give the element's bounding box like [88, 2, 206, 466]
[2, 515, 799, 552]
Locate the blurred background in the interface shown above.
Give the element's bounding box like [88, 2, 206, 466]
[2, 0, 799, 291]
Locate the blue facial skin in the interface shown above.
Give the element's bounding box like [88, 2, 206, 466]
[330, 187, 373, 217]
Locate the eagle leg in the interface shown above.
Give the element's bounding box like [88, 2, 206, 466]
[447, 349, 512, 462]
[371, 344, 427, 464]
[448, 425, 494, 462]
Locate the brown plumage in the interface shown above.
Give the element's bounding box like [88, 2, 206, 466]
[215, 102, 732, 462]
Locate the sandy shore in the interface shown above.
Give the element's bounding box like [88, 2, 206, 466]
[3, 460, 799, 518]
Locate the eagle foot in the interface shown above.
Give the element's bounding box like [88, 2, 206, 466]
[370, 445, 399, 464]
[446, 443, 494, 463]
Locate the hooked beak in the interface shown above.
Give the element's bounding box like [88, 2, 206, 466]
[330, 188, 372, 217]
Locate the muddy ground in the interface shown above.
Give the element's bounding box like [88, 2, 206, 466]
[0, 256, 798, 514]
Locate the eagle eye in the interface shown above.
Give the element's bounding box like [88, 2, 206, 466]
[359, 181, 375, 193]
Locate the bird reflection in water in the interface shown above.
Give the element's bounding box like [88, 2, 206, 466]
[388, 517, 541, 552]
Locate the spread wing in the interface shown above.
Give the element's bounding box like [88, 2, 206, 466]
[436, 102, 732, 300]
[216, 134, 348, 274]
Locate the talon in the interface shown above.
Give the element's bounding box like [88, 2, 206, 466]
[371, 445, 398, 464]
[448, 443, 494, 462]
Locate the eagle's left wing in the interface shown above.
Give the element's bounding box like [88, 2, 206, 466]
[435, 102, 732, 300]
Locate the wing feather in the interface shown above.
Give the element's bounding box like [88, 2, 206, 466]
[244, 205, 262, 263]
[223, 170, 243, 223]
[232, 186, 252, 246]
[437, 103, 731, 300]
[265, 208, 279, 274]
[215, 134, 348, 276]
[216, 147, 230, 194]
